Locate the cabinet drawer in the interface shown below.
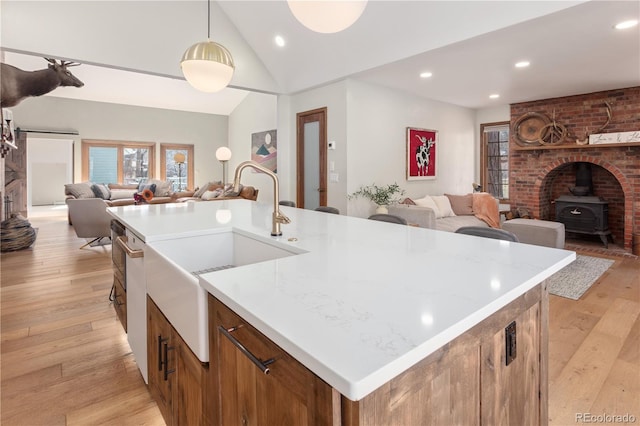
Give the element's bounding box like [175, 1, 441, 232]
[215, 300, 310, 388]
[211, 297, 336, 426]
[111, 275, 127, 332]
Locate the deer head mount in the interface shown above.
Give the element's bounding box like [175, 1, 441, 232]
[0, 57, 84, 108]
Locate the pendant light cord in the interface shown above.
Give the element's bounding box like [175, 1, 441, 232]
[207, 0, 211, 39]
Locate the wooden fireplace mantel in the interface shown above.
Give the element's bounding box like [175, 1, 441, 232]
[513, 141, 640, 151]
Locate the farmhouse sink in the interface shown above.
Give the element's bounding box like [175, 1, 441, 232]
[144, 230, 304, 362]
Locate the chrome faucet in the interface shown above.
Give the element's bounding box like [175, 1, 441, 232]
[232, 160, 291, 236]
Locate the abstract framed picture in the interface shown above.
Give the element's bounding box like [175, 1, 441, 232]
[406, 127, 437, 180]
[251, 129, 277, 173]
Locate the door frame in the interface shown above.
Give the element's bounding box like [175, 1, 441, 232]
[295, 107, 327, 209]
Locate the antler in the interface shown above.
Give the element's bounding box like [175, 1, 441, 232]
[593, 101, 612, 134]
[44, 57, 58, 64]
[60, 61, 81, 67]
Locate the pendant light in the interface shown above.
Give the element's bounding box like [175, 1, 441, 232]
[287, 0, 368, 34]
[181, 0, 235, 92]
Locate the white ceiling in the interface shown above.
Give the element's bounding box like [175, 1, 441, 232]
[3, 1, 639, 113]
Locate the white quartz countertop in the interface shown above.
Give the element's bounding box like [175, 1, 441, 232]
[108, 200, 575, 401]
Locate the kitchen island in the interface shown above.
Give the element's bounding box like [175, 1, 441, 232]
[109, 199, 575, 425]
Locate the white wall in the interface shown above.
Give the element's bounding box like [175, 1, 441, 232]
[287, 81, 348, 212]
[10, 96, 228, 186]
[228, 92, 278, 203]
[27, 137, 73, 207]
[346, 79, 476, 217]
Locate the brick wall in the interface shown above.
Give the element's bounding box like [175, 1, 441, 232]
[509, 87, 640, 252]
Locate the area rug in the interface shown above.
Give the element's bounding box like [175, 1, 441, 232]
[548, 254, 614, 300]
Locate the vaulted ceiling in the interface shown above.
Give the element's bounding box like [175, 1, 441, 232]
[2, 1, 638, 114]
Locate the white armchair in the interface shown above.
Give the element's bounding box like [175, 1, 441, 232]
[66, 198, 112, 249]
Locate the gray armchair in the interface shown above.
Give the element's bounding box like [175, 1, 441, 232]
[66, 198, 112, 249]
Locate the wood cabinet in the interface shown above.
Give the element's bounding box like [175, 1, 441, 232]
[207, 283, 548, 426]
[209, 296, 338, 426]
[343, 283, 547, 426]
[147, 296, 207, 426]
[110, 273, 127, 332]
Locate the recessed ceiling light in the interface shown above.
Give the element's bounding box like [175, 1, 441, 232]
[275, 35, 286, 47]
[489, 94, 500, 99]
[515, 61, 530, 68]
[615, 19, 638, 30]
[420, 71, 433, 79]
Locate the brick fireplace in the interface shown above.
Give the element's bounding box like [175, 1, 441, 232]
[509, 87, 640, 253]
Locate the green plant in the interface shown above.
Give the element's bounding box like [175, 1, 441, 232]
[349, 183, 405, 206]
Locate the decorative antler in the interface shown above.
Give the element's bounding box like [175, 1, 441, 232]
[593, 101, 612, 134]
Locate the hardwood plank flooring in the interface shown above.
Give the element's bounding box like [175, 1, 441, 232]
[1, 213, 638, 425]
[1, 215, 163, 425]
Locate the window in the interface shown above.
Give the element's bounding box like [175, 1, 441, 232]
[160, 144, 194, 191]
[82, 140, 155, 184]
[480, 122, 510, 200]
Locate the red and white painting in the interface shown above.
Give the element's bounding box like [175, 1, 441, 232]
[406, 127, 437, 180]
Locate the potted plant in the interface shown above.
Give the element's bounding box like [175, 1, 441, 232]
[349, 183, 405, 213]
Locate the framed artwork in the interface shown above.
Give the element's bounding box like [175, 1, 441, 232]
[406, 127, 437, 180]
[251, 129, 277, 173]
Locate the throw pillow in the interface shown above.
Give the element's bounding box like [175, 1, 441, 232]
[109, 189, 137, 200]
[400, 198, 416, 205]
[91, 183, 111, 200]
[223, 183, 243, 197]
[65, 182, 95, 199]
[201, 189, 224, 200]
[432, 195, 456, 217]
[445, 193, 474, 216]
[194, 181, 222, 198]
[137, 183, 157, 195]
[413, 196, 442, 218]
[147, 179, 172, 197]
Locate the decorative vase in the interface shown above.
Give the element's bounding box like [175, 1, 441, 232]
[375, 205, 388, 214]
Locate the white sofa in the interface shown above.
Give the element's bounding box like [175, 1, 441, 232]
[388, 193, 497, 232]
[388, 194, 565, 248]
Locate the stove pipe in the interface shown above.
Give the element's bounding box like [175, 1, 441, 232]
[574, 162, 593, 195]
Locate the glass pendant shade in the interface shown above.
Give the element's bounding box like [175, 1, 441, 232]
[287, 0, 367, 33]
[181, 40, 235, 92]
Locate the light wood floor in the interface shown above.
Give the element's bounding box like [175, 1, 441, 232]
[1, 214, 638, 425]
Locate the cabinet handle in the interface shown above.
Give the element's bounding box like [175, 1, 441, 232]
[109, 285, 124, 305]
[109, 284, 116, 302]
[116, 236, 144, 258]
[158, 335, 166, 371]
[163, 342, 175, 381]
[219, 325, 275, 375]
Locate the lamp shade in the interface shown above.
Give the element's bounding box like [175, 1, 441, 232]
[181, 41, 235, 92]
[216, 146, 232, 161]
[173, 152, 186, 163]
[287, 0, 367, 33]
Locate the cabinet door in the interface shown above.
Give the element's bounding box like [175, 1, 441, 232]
[481, 301, 541, 425]
[147, 297, 175, 425]
[172, 330, 206, 426]
[212, 297, 336, 426]
[111, 275, 127, 332]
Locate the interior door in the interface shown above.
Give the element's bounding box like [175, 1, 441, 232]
[296, 108, 327, 209]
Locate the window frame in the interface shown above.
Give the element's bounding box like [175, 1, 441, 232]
[480, 121, 510, 202]
[81, 139, 156, 184]
[160, 143, 195, 191]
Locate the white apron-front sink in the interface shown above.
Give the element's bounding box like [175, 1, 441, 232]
[145, 230, 303, 362]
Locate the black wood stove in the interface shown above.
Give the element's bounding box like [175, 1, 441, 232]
[555, 163, 613, 248]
